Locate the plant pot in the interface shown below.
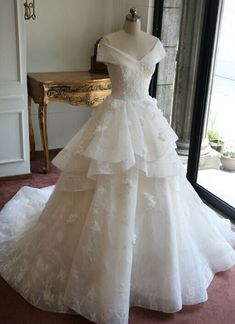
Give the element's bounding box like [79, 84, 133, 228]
[209, 140, 224, 153]
[220, 155, 235, 171]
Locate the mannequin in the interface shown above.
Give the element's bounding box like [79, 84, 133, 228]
[101, 8, 157, 60]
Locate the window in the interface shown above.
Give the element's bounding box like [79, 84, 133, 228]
[187, 0, 235, 220]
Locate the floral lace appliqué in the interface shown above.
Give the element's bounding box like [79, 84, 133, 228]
[143, 192, 157, 210]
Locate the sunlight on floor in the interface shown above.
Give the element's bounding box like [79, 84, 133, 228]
[198, 168, 235, 208]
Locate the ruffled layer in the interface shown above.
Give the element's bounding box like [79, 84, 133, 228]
[52, 96, 185, 181]
[0, 175, 235, 322]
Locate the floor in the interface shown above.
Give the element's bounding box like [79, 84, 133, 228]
[0, 151, 235, 324]
[0, 150, 60, 210]
[198, 168, 235, 208]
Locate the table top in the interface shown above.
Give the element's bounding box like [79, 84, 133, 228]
[27, 71, 110, 84]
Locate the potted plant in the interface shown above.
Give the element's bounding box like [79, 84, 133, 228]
[208, 130, 224, 153]
[220, 148, 235, 171]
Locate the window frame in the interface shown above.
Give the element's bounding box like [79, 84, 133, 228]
[186, 0, 235, 221]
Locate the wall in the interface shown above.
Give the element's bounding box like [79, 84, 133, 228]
[27, 0, 112, 150]
[112, 0, 155, 33]
[26, 0, 155, 150]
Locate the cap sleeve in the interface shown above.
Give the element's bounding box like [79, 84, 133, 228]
[96, 38, 119, 65]
[96, 38, 107, 64]
[155, 39, 167, 64]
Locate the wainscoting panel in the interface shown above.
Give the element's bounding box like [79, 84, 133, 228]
[0, 0, 30, 177]
[0, 110, 24, 164]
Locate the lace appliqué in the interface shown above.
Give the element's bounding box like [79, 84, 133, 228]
[144, 192, 157, 210]
[93, 124, 108, 135]
[122, 178, 135, 189]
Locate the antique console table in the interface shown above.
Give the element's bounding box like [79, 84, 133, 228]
[27, 71, 111, 173]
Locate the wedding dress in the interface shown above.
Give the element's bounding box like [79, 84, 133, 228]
[0, 36, 235, 324]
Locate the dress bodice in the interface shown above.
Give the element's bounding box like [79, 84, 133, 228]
[97, 38, 166, 101]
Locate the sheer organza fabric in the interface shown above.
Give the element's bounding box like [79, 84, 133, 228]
[0, 37, 235, 324]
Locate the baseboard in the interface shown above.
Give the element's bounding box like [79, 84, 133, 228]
[0, 173, 32, 181]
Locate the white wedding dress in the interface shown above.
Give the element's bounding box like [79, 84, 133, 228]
[0, 36, 235, 324]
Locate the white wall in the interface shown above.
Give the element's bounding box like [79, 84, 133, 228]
[26, 0, 154, 150]
[125, 0, 155, 33]
[26, 0, 110, 150]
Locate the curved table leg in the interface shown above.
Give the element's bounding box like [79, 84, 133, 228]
[38, 104, 49, 174]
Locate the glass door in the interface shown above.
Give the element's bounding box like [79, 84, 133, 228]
[187, 0, 235, 220]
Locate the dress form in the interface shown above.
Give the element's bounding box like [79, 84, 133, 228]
[102, 8, 157, 60]
[1, 6, 235, 322]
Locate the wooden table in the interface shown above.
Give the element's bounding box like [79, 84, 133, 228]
[27, 71, 111, 173]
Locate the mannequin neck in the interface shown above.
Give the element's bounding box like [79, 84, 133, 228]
[123, 19, 141, 36]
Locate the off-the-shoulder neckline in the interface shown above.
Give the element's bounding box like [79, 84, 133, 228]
[99, 39, 159, 63]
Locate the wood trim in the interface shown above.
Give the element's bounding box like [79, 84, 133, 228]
[0, 173, 32, 181]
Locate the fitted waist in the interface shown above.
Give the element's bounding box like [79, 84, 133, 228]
[110, 86, 150, 101]
[109, 93, 153, 102]
[106, 93, 157, 105]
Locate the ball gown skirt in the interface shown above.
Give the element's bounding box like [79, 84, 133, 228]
[0, 36, 235, 324]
